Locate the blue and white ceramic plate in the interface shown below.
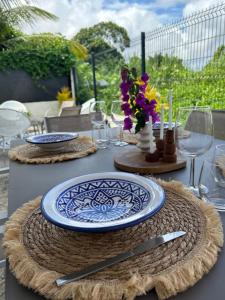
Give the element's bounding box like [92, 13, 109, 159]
[26, 132, 78, 151]
[153, 122, 176, 130]
[41, 172, 165, 232]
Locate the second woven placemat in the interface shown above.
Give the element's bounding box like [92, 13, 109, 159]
[8, 136, 97, 164]
[123, 132, 138, 145]
[3, 180, 223, 300]
[217, 155, 225, 177]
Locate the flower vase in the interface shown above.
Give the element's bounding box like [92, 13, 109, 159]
[137, 123, 150, 152]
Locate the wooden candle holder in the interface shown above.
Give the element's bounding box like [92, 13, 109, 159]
[156, 139, 164, 158]
[163, 129, 177, 163]
[145, 150, 160, 162]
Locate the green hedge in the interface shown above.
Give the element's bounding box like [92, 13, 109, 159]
[0, 33, 77, 80]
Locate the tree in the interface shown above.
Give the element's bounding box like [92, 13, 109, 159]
[74, 22, 130, 104]
[1, 0, 38, 10]
[73, 21, 130, 57]
[0, 33, 87, 79]
[0, 1, 58, 47]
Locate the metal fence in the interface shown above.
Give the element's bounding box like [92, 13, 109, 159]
[124, 2, 225, 109]
[87, 3, 225, 110]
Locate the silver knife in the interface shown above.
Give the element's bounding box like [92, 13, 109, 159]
[56, 231, 186, 286]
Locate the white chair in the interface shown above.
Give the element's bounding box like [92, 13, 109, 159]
[80, 98, 95, 115]
[0, 100, 28, 113]
[25, 101, 59, 134]
[0, 108, 30, 150]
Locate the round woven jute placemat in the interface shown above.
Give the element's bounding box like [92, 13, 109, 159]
[217, 155, 225, 177]
[8, 136, 97, 164]
[123, 132, 138, 145]
[3, 180, 223, 300]
[123, 131, 191, 146]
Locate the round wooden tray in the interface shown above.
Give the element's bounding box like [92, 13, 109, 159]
[114, 148, 186, 174]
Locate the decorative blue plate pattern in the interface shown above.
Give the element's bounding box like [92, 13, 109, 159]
[26, 132, 78, 144]
[153, 122, 176, 130]
[56, 179, 150, 223]
[26, 132, 79, 151]
[41, 172, 165, 232]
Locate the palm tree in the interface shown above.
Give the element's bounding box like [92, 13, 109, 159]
[0, 3, 58, 28]
[1, 1, 33, 10]
[0, 0, 58, 48]
[0, 0, 88, 59]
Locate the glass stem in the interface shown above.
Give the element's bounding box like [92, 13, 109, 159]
[189, 157, 196, 188]
[98, 126, 101, 144]
[119, 125, 123, 142]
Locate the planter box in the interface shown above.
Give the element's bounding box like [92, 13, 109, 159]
[0, 70, 69, 103]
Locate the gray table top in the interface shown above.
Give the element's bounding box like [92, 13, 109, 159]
[6, 137, 225, 300]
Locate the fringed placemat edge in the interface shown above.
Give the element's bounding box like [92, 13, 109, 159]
[3, 180, 224, 300]
[152, 180, 224, 299]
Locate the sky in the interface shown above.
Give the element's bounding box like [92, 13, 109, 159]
[24, 0, 222, 39]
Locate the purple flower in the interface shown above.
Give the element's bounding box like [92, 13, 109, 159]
[149, 99, 157, 106]
[122, 94, 129, 102]
[119, 67, 158, 133]
[136, 93, 145, 100]
[151, 111, 160, 123]
[121, 102, 132, 116]
[141, 73, 149, 82]
[124, 117, 133, 131]
[143, 103, 152, 113]
[120, 82, 129, 95]
[139, 83, 147, 93]
[136, 93, 145, 107]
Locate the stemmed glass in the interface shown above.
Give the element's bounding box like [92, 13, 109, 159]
[175, 106, 214, 196]
[111, 100, 128, 147]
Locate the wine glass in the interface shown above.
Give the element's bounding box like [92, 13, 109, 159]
[111, 100, 128, 147]
[89, 101, 107, 125]
[175, 106, 214, 196]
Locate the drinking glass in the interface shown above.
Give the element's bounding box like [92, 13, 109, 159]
[199, 160, 225, 211]
[111, 100, 128, 147]
[213, 144, 225, 188]
[89, 101, 109, 149]
[90, 101, 107, 126]
[175, 106, 214, 196]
